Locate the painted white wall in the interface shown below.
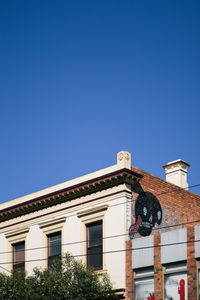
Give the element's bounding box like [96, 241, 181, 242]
[0, 234, 10, 274]
[0, 151, 133, 293]
[0, 192, 130, 290]
[63, 215, 82, 259]
[62, 195, 128, 289]
[26, 225, 43, 275]
[105, 196, 127, 289]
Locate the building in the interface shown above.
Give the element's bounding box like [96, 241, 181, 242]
[0, 151, 200, 299]
[0, 151, 139, 299]
[126, 157, 200, 300]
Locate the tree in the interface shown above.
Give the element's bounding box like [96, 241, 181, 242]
[0, 254, 119, 300]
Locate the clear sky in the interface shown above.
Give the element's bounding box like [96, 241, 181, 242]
[0, 0, 200, 203]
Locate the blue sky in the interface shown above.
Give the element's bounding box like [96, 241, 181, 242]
[0, 0, 200, 203]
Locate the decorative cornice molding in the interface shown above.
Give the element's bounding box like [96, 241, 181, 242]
[77, 204, 108, 218]
[0, 168, 142, 223]
[39, 217, 66, 229]
[39, 217, 66, 235]
[5, 227, 29, 243]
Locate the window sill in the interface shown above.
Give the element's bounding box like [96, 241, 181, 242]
[94, 268, 108, 275]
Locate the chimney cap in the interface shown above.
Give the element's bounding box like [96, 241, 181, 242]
[163, 159, 190, 189]
[163, 159, 190, 170]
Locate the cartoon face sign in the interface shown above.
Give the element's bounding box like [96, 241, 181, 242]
[135, 192, 162, 236]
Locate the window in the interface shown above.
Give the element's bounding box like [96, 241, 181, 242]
[77, 204, 107, 270]
[198, 268, 200, 300]
[135, 278, 154, 299]
[87, 221, 102, 270]
[48, 232, 61, 267]
[13, 241, 25, 271]
[5, 227, 29, 273]
[164, 262, 187, 299]
[134, 267, 154, 300]
[197, 260, 200, 300]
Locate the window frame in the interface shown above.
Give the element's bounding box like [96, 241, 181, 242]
[12, 241, 25, 272]
[86, 221, 103, 270]
[47, 231, 62, 267]
[134, 267, 154, 299]
[77, 204, 108, 271]
[163, 262, 187, 300]
[39, 217, 66, 268]
[197, 261, 200, 300]
[5, 227, 29, 273]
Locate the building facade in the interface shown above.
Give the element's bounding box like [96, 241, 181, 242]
[126, 158, 200, 300]
[0, 151, 200, 299]
[0, 151, 139, 299]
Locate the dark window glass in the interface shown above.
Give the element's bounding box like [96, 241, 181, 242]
[48, 232, 61, 267]
[87, 221, 102, 270]
[13, 241, 25, 271]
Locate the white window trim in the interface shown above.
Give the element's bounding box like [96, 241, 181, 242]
[5, 227, 29, 272]
[77, 204, 108, 271]
[134, 267, 154, 299]
[163, 262, 187, 300]
[134, 267, 154, 279]
[163, 261, 187, 275]
[39, 216, 66, 268]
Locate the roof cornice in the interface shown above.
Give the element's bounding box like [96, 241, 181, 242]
[0, 168, 142, 222]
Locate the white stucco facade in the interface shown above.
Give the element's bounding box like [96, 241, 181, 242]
[0, 151, 140, 292]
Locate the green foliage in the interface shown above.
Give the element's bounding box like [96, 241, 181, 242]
[0, 254, 119, 300]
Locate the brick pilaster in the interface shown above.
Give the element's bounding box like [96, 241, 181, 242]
[126, 240, 134, 300]
[187, 226, 197, 300]
[154, 233, 163, 300]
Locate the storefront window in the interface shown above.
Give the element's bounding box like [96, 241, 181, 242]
[135, 277, 154, 299]
[198, 269, 200, 300]
[164, 271, 187, 299]
[134, 268, 154, 300]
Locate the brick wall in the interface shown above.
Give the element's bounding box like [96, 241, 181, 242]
[187, 226, 197, 299]
[154, 233, 163, 300]
[126, 240, 134, 300]
[125, 166, 200, 299]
